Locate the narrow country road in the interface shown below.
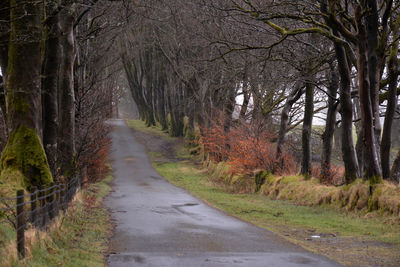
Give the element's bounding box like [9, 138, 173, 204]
[105, 120, 341, 267]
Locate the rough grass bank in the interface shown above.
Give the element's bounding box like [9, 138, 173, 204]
[0, 173, 113, 267]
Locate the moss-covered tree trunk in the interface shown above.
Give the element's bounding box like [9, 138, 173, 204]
[0, 0, 52, 189]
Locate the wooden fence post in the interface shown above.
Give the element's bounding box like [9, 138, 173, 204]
[48, 184, 55, 221]
[55, 184, 60, 217]
[16, 190, 25, 259]
[30, 187, 37, 226]
[60, 184, 66, 212]
[39, 187, 46, 228]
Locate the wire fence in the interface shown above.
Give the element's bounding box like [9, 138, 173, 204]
[0, 176, 81, 259]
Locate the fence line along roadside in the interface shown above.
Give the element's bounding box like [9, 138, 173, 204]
[0, 176, 81, 259]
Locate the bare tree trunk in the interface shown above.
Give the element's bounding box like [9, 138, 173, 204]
[58, 6, 76, 178]
[390, 151, 400, 183]
[123, 57, 145, 120]
[0, 1, 9, 134]
[321, 66, 339, 180]
[239, 85, 250, 121]
[42, 12, 61, 176]
[354, 96, 365, 175]
[0, 0, 52, 189]
[301, 81, 314, 178]
[355, 5, 382, 181]
[223, 86, 236, 133]
[0, 76, 6, 142]
[334, 42, 360, 182]
[156, 86, 167, 130]
[144, 89, 155, 127]
[366, 0, 382, 152]
[321, 0, 360, 182]
[391, 114, 400, 147]
[381, 62, 398, 179]
[143, 50, 156, 127]
[184, 78, 197, 135]
[251, 88, 261, 123]
[385, 16, 400, 181]
[0, 1, 9, 152]
[275, 82, 303, 170]
[166, 83, 184, 137]
[355, 128, 364, 175]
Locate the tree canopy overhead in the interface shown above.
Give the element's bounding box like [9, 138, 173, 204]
[0, 0, 399, 189]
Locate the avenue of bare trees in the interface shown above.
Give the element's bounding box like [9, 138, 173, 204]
[0, 0, 399, 191]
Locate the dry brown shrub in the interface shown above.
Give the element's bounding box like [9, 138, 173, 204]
[199, 116, 297, 176]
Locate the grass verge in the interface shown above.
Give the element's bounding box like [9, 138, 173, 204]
[0, 173, 113, 267]
[155, 161, 400, 266]
[127, 119, 400, 267]
[125, 119, 173, 141]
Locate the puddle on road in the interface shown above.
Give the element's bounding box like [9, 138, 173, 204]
[112, 194, 126, 199]
[150, 204, 199, 215]
[172, 203, 201, 217]
[139, 182, 150, 187]
[173, 203, 199, 207]
[288, 255, 315, 265]
[124, 156, 136, 161]
[151, 206, 180, 215]
[115, 210, 127, 213]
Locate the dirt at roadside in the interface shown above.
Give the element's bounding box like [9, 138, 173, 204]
[128, 126, 185, 164]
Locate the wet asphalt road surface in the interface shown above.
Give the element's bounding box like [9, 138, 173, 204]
[105, 119, 341, 267]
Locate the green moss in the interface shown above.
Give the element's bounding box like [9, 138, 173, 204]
[0, 126, 52, 190]
[368, 185, 383, 212]
[12, 94, 30, 113]
[347, 187, 360, 211]
[254, 170, 269, 192]
[5, 91, 31, 125]
[0, 169, 25, 196]
[367, 175, 383, 185]
[210, 161, 230, 181]
[166, 113, 173, 136]
[281, 175, 303, 184]
[182, 116, 197, 143]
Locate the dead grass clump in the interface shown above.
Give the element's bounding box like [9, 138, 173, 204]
[204, 158, 255, 193]
[259, 176, 400, 218]
[369, 183, 400, 216]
